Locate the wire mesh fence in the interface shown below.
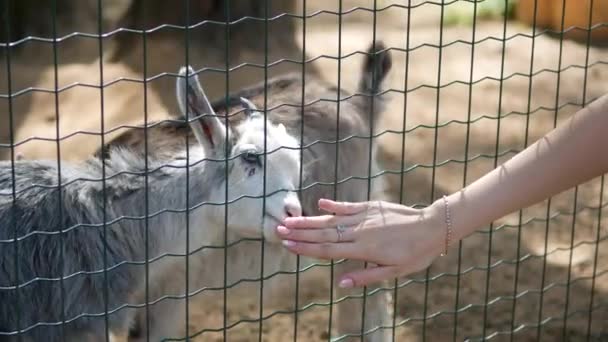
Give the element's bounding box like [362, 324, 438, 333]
[1, 0, 608, 341]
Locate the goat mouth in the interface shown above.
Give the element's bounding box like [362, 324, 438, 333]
[264, 213, 283, 225]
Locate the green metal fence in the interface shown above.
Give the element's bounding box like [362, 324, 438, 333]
[1, 0, 607, 341]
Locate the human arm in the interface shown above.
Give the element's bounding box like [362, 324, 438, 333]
[278, 93, 608, 288]
[443, 93, 608, 243]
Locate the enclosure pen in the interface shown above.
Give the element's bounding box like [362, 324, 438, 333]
[481, 0, 509, 340]
[584, 4, 604, 342]
[95, 0, 110, 341]
[558, 0, 580, 338]
[538, 0, 566, 340]
[260, 0, 269, 340]
[2, 0, 608, 341]
[363, 0, 377, 340]
[330, 0, 339, 340]
[221, 1, 230, 342]
[297, 1, 306, 341]
[509, 0, 536, 340]
[50, 1, 67, 340]
[454, 0, 478, 341]
[181, 1, 190, 342]
[587, 179, 605, 339]
[394, 2, 413, 341]
[3, 1, 20, 341]
[424, 0, 445, 339]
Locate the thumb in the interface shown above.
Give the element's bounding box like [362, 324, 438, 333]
[337, 265, 401, 288]
[319, 199, 370, 216]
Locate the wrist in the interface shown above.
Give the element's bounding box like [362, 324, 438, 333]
[429, 196, 457, 256]
[427, 194, 471, 254]
[432, 192, 481, 246]
[423, 198, 453, 255]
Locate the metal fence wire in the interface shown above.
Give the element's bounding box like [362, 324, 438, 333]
[1, 0, 608, 341]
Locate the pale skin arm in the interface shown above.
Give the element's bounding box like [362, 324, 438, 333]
[277, 93, 608, 288]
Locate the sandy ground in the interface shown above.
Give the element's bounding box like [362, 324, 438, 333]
[3, 2, 608, 341]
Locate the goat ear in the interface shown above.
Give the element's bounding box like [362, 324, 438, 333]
[176, 66, 228, 155]
[359, 40, 392, 97]
[240, 97, 262, 119]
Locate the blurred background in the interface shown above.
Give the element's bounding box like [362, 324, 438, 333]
[2, 0, 608, 340]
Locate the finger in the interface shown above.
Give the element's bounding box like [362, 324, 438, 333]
[283, 214, 360, 230]
[337, 265, 401, 288]
[319, 199, 371, 216]
[276, 225, 355, 243]
[281, 240, 358, 260]
[282, 215, 335, 229]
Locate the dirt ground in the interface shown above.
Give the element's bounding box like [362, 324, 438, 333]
[4, 2, 608, 341]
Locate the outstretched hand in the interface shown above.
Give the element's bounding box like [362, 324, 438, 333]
[276, 198, 447, 288]
[277, 94, 608, 288]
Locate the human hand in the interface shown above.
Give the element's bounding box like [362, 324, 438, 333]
[277, 198, 447, 288]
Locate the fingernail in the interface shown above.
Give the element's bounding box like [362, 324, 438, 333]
[338, 278, 354, 288]
[277, 226, 291, 235]
[282, 240, 296, 247]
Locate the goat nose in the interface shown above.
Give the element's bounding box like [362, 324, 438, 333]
[285, 202, 302, 218]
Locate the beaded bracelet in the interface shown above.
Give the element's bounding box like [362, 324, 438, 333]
[440, 195, 453, 256]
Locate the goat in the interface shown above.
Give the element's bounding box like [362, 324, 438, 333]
[103, 41, 394, 341]
[0, 66, 303, 342]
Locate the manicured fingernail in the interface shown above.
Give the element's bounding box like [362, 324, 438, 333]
[282, 240, 296, 247]
[277, 226, 291, 235]
[338, 278, 354, 288]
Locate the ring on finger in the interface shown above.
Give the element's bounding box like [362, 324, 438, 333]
[336, 224, 347, 243]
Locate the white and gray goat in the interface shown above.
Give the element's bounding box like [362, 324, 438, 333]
[0, 66, 303, 341]
[108, 41, 394, 342]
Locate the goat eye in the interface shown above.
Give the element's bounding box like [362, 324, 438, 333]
[242, 151, 260, 165]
